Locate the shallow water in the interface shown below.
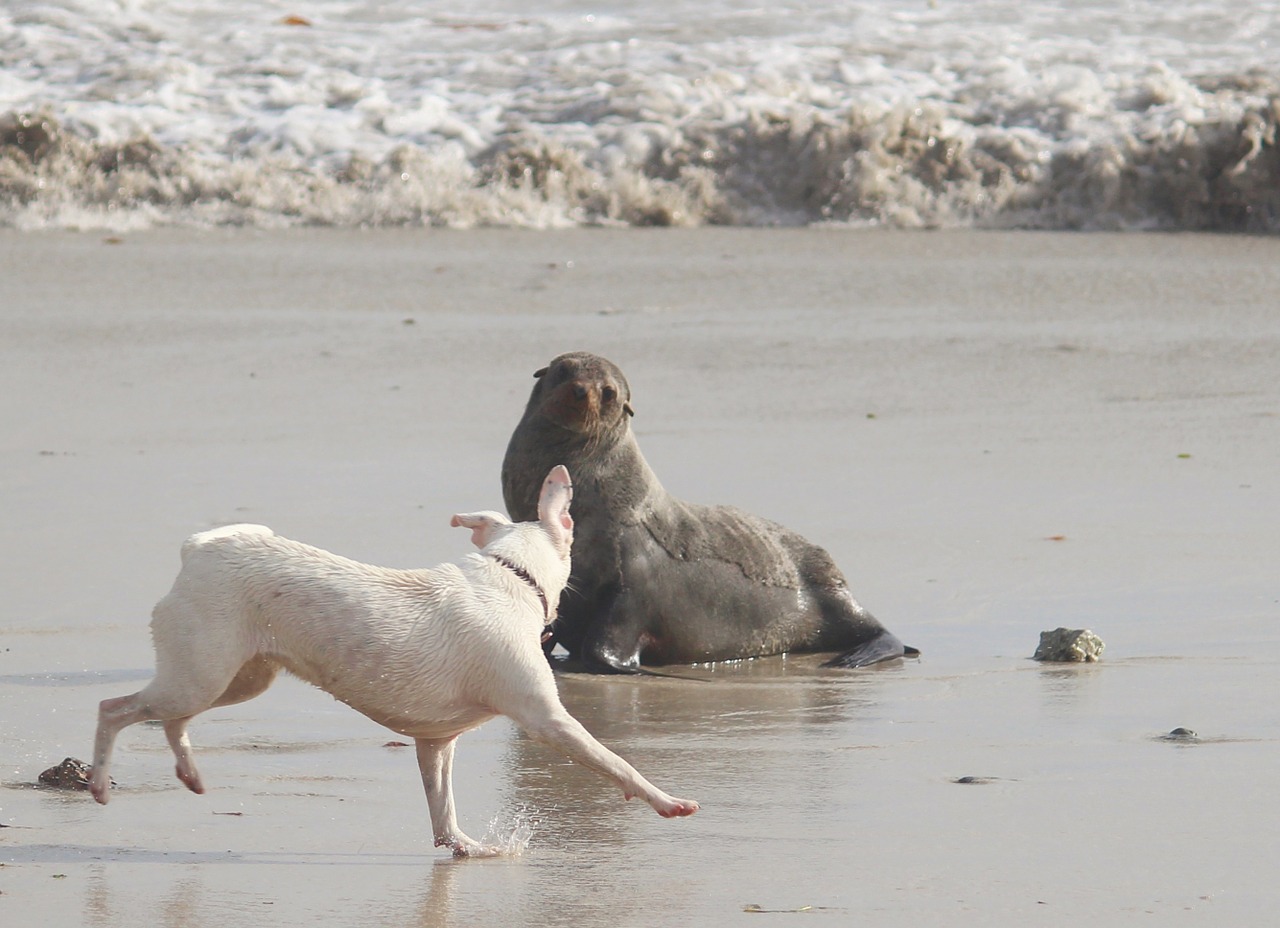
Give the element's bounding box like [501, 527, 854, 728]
[5, 648, 1277, 926]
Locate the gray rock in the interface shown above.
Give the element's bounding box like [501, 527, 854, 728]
[1033, 627, 1105, 662]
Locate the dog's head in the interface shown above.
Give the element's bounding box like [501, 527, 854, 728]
[451, 465, 574, 595]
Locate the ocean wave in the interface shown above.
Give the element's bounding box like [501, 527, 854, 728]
[3, 1, 1279, 231]
[4, 88, 1278, 232]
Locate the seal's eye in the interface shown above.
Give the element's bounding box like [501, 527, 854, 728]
[602, 386, 617, 403]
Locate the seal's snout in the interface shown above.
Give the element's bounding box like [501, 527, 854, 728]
[538, 376, 602, 433]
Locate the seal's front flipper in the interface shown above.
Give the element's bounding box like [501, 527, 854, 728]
[581, 643, 643, 674]
[823, 632, 919, 668]
[578, 591, 654, 674]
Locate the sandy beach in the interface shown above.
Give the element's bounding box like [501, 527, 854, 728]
[2, 228, 1277, 926]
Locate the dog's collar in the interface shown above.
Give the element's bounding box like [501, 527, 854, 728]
[488, 554, 551, 623]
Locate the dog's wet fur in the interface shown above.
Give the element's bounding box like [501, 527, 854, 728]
[89, 466, 697, 856]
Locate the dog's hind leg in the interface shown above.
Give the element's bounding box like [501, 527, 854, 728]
[161, 657, 280, 795]
[90, 631, 262, 804]
[90, 693, 152, 804]
[91, 679, 222, 805]
[163, 717, 203, 794]
[414, 738, 496, 858]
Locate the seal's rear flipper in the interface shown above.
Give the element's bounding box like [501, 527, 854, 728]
[824, 634, 920, 668]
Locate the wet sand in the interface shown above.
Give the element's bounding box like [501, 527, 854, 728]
[2, 229, 1278, 925]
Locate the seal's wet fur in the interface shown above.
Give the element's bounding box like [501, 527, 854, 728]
[502, 351, 916, 672]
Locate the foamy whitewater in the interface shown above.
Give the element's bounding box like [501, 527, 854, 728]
[2, 0, 1279, 230]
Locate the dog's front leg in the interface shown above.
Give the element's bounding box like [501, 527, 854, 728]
[513, 705, 699, 818]
[413, 737, 493, 858]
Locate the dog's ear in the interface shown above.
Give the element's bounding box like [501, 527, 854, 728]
[537, 465, 574, 554]
[450, 510, 511, 549]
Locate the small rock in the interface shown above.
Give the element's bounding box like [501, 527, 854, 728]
[37, 757, 102, 791]
[1159, 727, 1199, 742]
[1033, 627, 1105, 662]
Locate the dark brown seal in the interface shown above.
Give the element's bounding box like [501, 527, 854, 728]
[501, 351, 917, 672]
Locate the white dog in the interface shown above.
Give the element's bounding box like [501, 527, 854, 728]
[89, 465, 697, 856]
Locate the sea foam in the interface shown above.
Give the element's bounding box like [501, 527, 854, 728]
[2, 1, 1278, 230]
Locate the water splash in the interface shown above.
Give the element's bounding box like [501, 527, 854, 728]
[479, 804, 541, 856]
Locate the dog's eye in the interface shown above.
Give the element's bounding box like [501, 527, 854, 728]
[602, 386, 617, 403]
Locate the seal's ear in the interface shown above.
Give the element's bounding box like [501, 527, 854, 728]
[450, 510, 512, 550]
[537, 465, 574, 555]
[533, 366, 548, 378]
[623, 401, 635, 417]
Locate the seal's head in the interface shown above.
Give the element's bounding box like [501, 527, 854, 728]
[526, 352, 635, 436]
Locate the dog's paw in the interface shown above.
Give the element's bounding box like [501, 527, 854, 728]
[656, 796, 699, 818]
[438, 832, 504, 859]
[450, 841, 504, 859]
[87, 769, 112, 805]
